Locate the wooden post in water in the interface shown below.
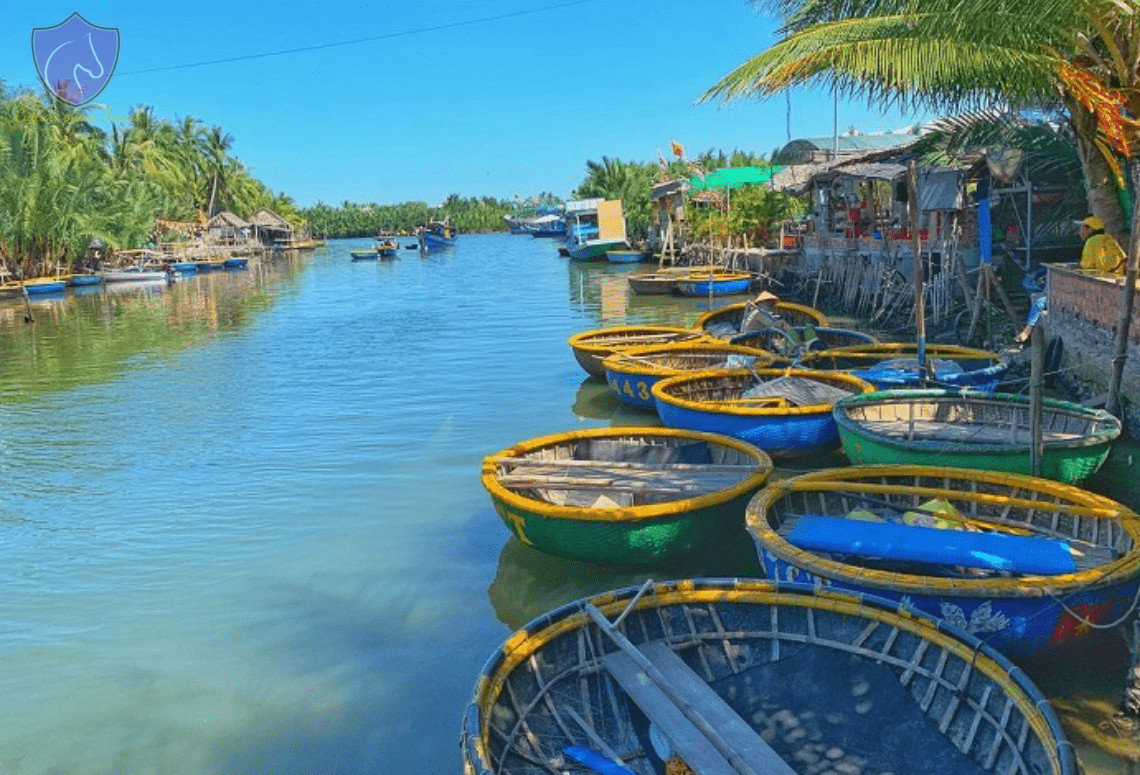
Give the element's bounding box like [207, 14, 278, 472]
[1106, 162, 1140, 417]
[1030, 321, 1045, 477]
[908, 160, 927, 384]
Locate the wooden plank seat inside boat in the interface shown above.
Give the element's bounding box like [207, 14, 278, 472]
[495, 457, 757, 507]
[855, 418, 1086, 445]
[602, 641, 796, 775]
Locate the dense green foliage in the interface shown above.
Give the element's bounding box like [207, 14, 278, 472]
[0, 85, 302, 276]
[302, 194, 522, 238]
[573, 149, 800, 244]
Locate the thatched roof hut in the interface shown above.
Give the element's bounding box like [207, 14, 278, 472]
[206, 211, 251, 240]
[247, 209, 294, 244]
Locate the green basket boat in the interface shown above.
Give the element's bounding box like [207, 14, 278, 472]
[833, 389, 1122, 484]
[481, 427, 773, 565]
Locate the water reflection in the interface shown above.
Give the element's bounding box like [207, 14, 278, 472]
[571, 376, 617, 420]
[488, 534, 762, 630]
[0, 253, 307, 403]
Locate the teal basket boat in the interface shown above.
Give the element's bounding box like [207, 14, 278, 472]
[833, 389, 1122, 484]
[481, 427, 772, 565]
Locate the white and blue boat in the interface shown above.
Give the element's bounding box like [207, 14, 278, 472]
[564, 198, 628, 260]
[418, 220, 458, 251]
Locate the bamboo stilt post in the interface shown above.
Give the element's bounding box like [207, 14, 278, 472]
[908, 160, 927, 383]
[1106, 162, 1140, 417]
[1030, 321, 1045, 477]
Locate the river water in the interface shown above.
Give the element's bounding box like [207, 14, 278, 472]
[0, 234, 1137, 774]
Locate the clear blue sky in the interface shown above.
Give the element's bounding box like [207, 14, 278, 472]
[1, 1, 929, 207]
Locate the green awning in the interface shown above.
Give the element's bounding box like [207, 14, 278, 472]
[688, 165, 783, 191]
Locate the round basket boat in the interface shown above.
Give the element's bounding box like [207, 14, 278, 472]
[568, 326, 709, 378]
[747, 465, 1140, 658]
[462, 578, 1078, 775]
[652, 368, 874, 458]
[833, 389, 1122, 484]
[601, 341, 781, 410]
[481, 427, 772, 565]
[731, 326, 877, 357]
[674, 271, 753, 297]
[696, 299, 830, 337]
[802, 343, 1008, 391]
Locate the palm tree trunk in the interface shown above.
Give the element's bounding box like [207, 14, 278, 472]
[207, 172, 218, 218]
[1071, 102, 1129, 243]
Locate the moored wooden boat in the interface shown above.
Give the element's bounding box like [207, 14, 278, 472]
[67, 274, 102, 287]
[376, 241, 398, 257]
[833, 389, 1121, 483]
[349, 249, 378, 260]
[747, 465, 1140, 658]
[601, 341, 780, 410]
[606, 249, 644, 263]
[802, 343, 1008, 391]
[22, 277, 67, 294]
[101, 267, 169, 283]
[626, 266, 727, 295]
[170, 261, 199, 274]
[731, 326, 877, 357]
[462, 578, 1078, 775]
[568, 326, 709, 378]
[223, 257, 249, 269]
[696, 298, 830, 337]
[652, 368, 874, 458]
[481, 427, 773, 564]
[675, 270, 753, 296]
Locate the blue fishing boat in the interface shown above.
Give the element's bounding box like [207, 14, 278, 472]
[652, 368, 874, 458]
[747, 465, 1140, 659]
[418, 220, 457, 251]
[171, 262, 198, 274]
[23, 278, 66, 295]
[223, 257, 249, 269]
[350, 249, 378, 261]
[462, 578, 1079, 775]
[802, 343, 1008, 391]
[375, 241, 398, 257]
[564, 198, 628, 260]
[674, 270, 753, 296]
[606, 249, 644, 264]
[68, 274, 102, 287]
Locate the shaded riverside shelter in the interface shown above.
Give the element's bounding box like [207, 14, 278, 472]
[247, 209, 294, 246]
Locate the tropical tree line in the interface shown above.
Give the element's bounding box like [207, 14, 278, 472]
[303, 194, 525, 238]
[573, 148, 804, 244]
[0, 82, 303, 278]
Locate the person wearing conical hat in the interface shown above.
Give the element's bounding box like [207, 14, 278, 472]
[1077, 215, 1126, 274]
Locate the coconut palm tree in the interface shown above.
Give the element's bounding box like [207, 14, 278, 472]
[702, 0, 1140, 241]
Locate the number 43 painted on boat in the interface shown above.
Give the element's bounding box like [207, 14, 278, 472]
[609, 377, 650, 402]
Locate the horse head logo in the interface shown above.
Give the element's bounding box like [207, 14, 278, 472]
[31, 13, 120, 106]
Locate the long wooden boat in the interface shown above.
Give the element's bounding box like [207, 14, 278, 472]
[802, 343, 1008, 391]
[833, 389, 1121, 484]
[170, 262, 199, 274]
[68, 274, 102, 287]
[568, 326, 709, 378]
[731, 326, 877, 357]
[696, 299, 830, 337]
[462, 578, 1078, 775]
[349, 249, 378, 260]
[101, 267, 169, 283]
[376, 241, 399, 257]
[626, 266, 728, 295]
[747, 465, 1140, 658]
[419, 221, 458, 250]
[223, 257, 249, 269]
[652, 368, 874, 458]
[481, 428, 772, 564]
[601, 341, 779, 410]
[675, 270, 753, 296]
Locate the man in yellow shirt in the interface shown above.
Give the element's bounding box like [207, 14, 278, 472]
[1077, 215, 1127, 274]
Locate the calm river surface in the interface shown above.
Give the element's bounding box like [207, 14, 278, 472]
[1, 234, 1138, 774]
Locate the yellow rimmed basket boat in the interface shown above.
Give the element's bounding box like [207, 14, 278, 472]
[652, 368, 874, 458]
[802, 343, 1008, 391]
[568, 326, 710, 378]
[461, 578, 1079, 775]
[627, 265, 730, 295]
[833, 389, 1122, 484]
[747, 465, 1140, 658]
[696, 299, 830, 337]
[600, 340, 782, 411]
[481, 427, 772, 565]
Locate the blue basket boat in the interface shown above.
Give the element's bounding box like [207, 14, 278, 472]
[462, 578, 1078, 775]
[675, 271, 753, 296]
[652, 368, 874, 458]
[601, 341, 779, 410]
[746, 465, 1140, 659]
[802, 343, 1008, 391]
